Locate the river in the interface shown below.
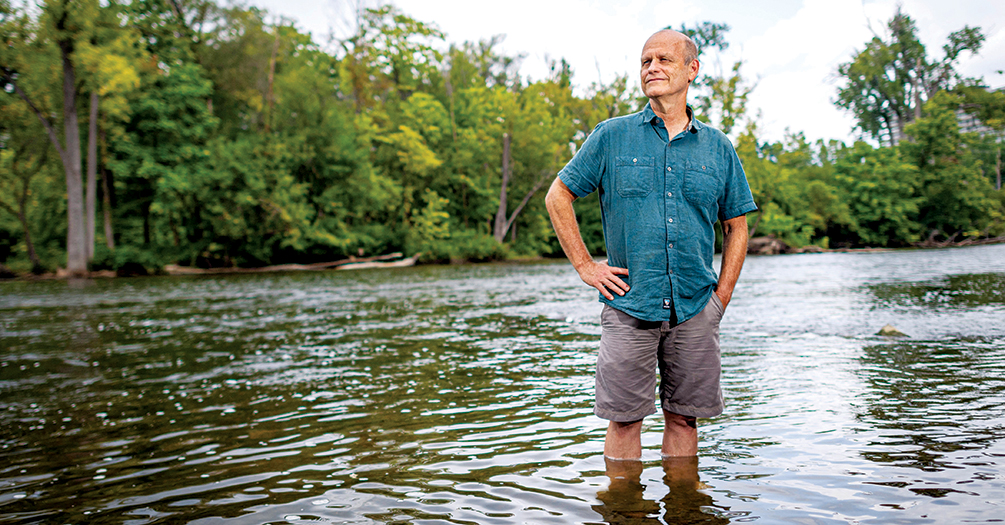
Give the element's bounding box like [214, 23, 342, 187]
[2, 244, 1004, 524]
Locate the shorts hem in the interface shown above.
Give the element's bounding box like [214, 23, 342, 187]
[594, 405, 658, 423]
[661, 401, 723, 419]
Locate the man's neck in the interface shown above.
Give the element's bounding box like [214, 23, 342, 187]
[648, 95, 690, 134]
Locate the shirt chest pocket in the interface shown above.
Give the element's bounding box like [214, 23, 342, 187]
[683, 160, 722, 207]
[615, 156, 654, 198]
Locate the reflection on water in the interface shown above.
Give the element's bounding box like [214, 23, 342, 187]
[857, 339, 1005, 472]
[871, 272, 1005, 309]
[593, 457, 731, 524]
[1, 244, 1005, 523]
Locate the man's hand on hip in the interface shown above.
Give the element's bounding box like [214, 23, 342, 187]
[578, 260, 630, 300]
[714, 287, 731, 310]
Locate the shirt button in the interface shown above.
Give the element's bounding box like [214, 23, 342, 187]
[667, 192, 672, 197]
[668, 243, 674, 249]
[668, 218, 673, 223]
[667, 167, 672, 172]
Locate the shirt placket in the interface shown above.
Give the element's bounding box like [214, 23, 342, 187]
[664, 142, 679, 286]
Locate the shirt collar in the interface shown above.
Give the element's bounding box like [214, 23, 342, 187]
[640, 103, 702, 134]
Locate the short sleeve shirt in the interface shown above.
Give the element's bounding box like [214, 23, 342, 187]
[558, 103, 757, 323]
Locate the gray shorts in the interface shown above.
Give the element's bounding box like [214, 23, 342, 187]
[595, 294, 725, 422]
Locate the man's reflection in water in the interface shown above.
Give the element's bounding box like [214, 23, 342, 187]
[593, 457, 729, 524]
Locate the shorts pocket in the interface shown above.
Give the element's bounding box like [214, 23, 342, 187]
[710, 292, 725, 319]
[615, 156, 654, 198]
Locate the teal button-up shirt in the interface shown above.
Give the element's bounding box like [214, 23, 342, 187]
[559, 103, 757, 323]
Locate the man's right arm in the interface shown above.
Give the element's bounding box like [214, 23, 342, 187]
[545, 177, 629, 300]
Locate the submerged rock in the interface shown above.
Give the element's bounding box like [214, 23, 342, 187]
[877, 324, 907, 337]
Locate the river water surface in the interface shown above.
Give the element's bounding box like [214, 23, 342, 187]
[2, 244, 1005, 524]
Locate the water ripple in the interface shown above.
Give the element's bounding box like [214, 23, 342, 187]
[2, 244, 1005, 523]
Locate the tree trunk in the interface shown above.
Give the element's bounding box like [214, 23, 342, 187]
[17, 204, 40, 269]
[101, 128, 115, 249]
[86, 91, 99, 260]
[264, 26, 279, 133]
[997, 147, 1001, 191]
[143, 201, 152, 245]
[748, 212, 762, 238]
[493, 133, 511, 243]
[443, 61, 457, 142]
[60, 38, 86, 276]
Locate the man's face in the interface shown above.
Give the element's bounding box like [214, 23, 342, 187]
[639, 33, 698, 100]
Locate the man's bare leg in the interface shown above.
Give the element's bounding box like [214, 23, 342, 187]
[604, 420, 643, 459]
[661, 410, 697, 457]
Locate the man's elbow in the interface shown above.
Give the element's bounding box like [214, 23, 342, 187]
[545, 178, 572, 213]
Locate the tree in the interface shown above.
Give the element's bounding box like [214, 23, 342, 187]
[831, 142, 922, 246]
[900, 91, 1002, 242]
[338, 5, 444, 113]
[1, 0, 103, 275]
[835, 7, 984, 145]
[956, 84, 1005, 191]
[75, 1, 142, 258]
[0, 103, 49, 271]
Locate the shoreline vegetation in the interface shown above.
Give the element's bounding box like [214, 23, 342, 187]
[3, 238, 1003, 281]
[2, 3, 1003, 282]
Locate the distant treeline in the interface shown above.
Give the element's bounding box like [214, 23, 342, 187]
[1, 1, 1003, 275]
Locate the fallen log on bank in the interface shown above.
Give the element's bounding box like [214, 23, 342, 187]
[912, 234, 1005, 249]
[163, 252, 412, 276]
[337, 253, 422, 270]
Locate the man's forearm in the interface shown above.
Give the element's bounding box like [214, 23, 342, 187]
[546, 178, 592, 271]
[716, 215, 749, 306]
[546, 177, 630, 300]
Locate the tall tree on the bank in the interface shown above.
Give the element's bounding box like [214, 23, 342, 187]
[1, 0, 102, 275]
[75, 2, 142, 259]
[835, 7, 984, 146]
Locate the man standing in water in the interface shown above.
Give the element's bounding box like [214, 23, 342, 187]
[545, 29, 756, 459]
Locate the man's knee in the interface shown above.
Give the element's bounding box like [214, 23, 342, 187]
[664, 412, 697, 429]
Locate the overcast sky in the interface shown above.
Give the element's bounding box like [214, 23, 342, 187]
[250, 0, 1004, 145]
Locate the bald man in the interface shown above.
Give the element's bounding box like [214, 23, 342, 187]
[545, 30, 757, 459]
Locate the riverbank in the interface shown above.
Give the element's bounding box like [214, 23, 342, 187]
[747, 234, 1005, 255]
[3, 236, 1005, 280]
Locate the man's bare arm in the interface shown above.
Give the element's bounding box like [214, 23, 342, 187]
[545, 177, 629, 300]
[715, 214, 749, 310]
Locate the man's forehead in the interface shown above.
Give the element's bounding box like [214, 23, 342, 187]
[641, 33, 684, 56]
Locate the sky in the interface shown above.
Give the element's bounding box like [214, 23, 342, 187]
[250, 0, 1004, 145]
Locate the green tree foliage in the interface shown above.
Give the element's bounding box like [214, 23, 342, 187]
[835, 7, 984, 146]
[830, 142, 921, 246]
[900, 92, 1002, 242]
[0, 102, 49, 271]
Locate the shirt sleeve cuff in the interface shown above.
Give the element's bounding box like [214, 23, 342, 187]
[558, 170, 591, 199]
[720, 202, 758, 221]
